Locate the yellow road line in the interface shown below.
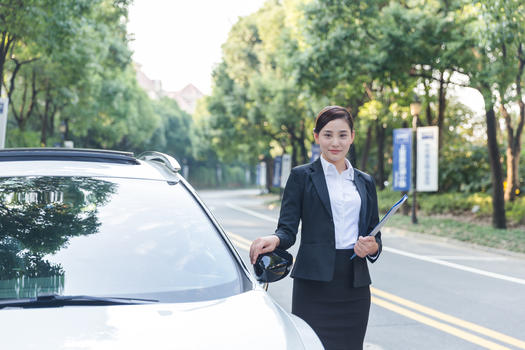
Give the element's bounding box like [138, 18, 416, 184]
[371, 287, 525, 349]
[227, 231, 252, 245]
[372, 296, 510, 349]
[227, 231, 523, 349]
[228, 236, 251, 251]
[226, 232, 252, 251]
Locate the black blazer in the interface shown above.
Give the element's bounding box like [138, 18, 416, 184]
[274, 157, 382, 287]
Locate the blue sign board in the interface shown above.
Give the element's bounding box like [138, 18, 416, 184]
[393, 128, 412, 191]
[272, 156, 282, 188]
[310, 144, 321, 162]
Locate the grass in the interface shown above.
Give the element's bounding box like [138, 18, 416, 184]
[378, 190, 525, 254]
[387, 213, 525, 254]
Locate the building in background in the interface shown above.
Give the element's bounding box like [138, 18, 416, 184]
[165, 84, 203, 114]
[134, 63, 203, 114]
[134, 63, 164, 100]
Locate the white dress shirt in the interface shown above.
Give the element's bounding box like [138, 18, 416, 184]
[320, 155, 361, 249]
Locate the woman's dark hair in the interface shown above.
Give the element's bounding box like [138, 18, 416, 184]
[313, 106, 354, 134]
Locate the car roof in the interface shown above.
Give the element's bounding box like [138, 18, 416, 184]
[0, 148, 181, 182]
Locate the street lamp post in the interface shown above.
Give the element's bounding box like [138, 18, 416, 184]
[410, 99, 421, 224]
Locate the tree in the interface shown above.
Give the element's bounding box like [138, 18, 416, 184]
[458, 0, 525, 228]
[2, 0, 139, 148]
[207, 1, 313, 172]
[1, 0, 97, 99]
[485, 2, 525, 202]
[296, 0, 413, 185]
[146, 97, 193, 161]
[371, 0, 474, 150]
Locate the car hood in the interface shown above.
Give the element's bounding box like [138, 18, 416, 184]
[0, 290, 321, 349]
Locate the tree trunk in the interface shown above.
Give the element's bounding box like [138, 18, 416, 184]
[8, 62, 39, 131]
[0, 61, 3, 97]
[503, 46, 525, 201]
[514, 97, 524, 196]
[40, 110, 48, 146]
[485, 106, 506, 229]
[64, 118, 70, 139]
[0, 31, 10, 97]
[299, 120, 308, 164]
[501, 103, 517, 202]
[349, 144, 357, 168]
[360, 124, 373, 171]
[504, 146, 520, 201]
[437, 71, 447, 151]
[376, 120, 385, 190]
[40, 89, 51, 146]
[291, 141, 298, 168]
[424, 79, 433, 126]
[265, 156, 273, 193]
[348, 103, 361, 168]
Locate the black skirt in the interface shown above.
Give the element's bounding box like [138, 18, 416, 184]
[292, 249, 371, 350]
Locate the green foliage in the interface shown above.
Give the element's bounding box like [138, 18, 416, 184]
[70, 66, 159, 151]
[5, 129, 41, 148]
[146, 97, 193, 161]
[378, 188, 525, 225]
[2, 0, 143, 149]
[506, 197, 525, 225]
[439, 143, 491, 192]
[3, 0, 524, 208]
[206, 2, 315, 169]
[188, 163, 253, 189]
[419, 192, 492, 216]
[376, 188, 405, 214]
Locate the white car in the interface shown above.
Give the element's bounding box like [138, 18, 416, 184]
[0, 148, 323, 350]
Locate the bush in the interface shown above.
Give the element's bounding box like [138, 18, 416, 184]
[507, 197, 525, 225]
[376, 189, 405, 214]
[189, 163, 254, 189]
[439, 144, 492, 193]
[5, 129, 41, 148]
[376, 187, 525, 226]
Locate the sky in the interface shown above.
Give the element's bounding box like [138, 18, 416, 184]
[127, 0, 485, 119]
[127, 0, 266, 95]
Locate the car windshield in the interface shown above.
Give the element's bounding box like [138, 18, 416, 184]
[0, 176, 243, 304]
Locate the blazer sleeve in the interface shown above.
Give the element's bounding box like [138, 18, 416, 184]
[274, 168, 303, 250]
[366, 176, 382, 263]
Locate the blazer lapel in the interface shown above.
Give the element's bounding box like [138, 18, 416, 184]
[309, 158, 333, 218]
[354, 172, 368, 236]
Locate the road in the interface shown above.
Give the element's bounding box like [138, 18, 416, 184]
[200, 189, 525, 350]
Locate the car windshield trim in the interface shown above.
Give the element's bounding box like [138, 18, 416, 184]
[0, 294, 159, 309]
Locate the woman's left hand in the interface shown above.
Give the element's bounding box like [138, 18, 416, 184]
[354, 236, 378, 258]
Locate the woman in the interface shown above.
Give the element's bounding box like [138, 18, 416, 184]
[249, 106, 382, 350]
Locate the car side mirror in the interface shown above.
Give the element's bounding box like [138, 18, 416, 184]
[253, 248, 293, 283]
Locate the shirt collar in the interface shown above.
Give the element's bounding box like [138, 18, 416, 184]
[320, 154, 354, 181]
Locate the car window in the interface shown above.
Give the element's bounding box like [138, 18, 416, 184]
[0, 176, 243, 303]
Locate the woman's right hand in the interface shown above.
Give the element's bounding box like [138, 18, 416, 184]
[250, 235, 280, 264]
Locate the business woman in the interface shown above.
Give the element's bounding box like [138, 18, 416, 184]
[250, 106, 382, 350]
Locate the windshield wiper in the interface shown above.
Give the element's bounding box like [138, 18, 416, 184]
[0, 294, 159, 309]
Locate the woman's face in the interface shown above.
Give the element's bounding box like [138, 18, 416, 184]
[314, 118, 355, 165]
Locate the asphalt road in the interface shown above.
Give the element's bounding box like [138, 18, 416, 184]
[200, 189, 525, 350]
